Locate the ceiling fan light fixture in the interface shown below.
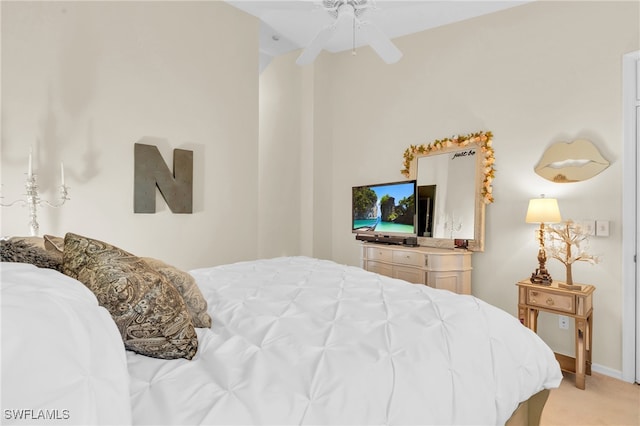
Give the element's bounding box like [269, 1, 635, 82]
[338, 3, 355, 18]
[295, 0, 401, 66]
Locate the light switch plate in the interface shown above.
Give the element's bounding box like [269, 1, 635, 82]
[596, 220, 610, 237]
[580, 220, 596, 236]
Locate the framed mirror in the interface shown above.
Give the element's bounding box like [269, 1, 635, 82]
[401, 131, 495, 252]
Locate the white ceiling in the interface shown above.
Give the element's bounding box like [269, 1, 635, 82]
[226, 1, 531, 70]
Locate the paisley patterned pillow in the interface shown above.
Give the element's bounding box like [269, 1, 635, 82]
[44, 235, 211, 327]
[62, 233, 198, 360]
[142, 258, 212, 328]
[1, 237, 62, 271]
[43, 234, 64, 255]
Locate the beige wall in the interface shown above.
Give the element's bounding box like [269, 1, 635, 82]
[259, 52, 334, 259]
[264, 1, 638, 375]
[1, 1, 259, 270]
[258, 51, 303, 258]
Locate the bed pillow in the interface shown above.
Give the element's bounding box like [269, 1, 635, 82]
[62, 232, 198, 360]
[44, 232, 211, 329]
[142, 257, 212, 328]
[0, 236, 62, 271]
[44, 233, 65, 254]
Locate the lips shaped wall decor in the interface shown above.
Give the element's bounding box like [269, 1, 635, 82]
[535, 139, 609, 183]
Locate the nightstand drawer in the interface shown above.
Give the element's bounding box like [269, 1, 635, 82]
[527, 289, 575, 314]
[392, 250, 424, 267]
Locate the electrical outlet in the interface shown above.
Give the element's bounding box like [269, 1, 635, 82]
[559, 315, 569, 330]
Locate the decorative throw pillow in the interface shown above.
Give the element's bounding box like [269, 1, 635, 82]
[45, 233, 211, 328]
[142, 257, 212, 328]
[62, 233, 198, 360]
[43, 234, 64, 255]
[0, 236, 62, 271]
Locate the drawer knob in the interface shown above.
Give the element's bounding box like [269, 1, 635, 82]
[546, 298, 555, 306]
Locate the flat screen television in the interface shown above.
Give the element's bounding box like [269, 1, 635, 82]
[352, 180, 417, 238]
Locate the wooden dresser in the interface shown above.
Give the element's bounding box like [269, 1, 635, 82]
[361, 243, 472, 294]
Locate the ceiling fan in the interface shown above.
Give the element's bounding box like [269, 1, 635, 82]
[296, 0, 403, 66]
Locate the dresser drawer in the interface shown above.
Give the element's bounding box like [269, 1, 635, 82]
[393, 265, 426, 284]
[527, 289, 575, 314]
[392, 250, 424, 267]
[366, 247, 393, 262]
[366, 261, 393, 277]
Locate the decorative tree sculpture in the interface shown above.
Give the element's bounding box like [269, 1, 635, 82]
[545, 220, 599, 286]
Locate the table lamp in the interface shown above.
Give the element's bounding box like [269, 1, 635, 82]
[525, 195, 561, 285]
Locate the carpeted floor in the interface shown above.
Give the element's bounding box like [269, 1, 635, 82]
[541, 372, 640, 425]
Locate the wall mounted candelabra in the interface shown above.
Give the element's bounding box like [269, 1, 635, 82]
[1, 150, 69, 236]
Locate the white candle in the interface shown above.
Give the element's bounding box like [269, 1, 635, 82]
[28, 150, 33, 177]
[60, 162, 65, 186]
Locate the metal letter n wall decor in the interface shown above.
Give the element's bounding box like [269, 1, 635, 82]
[134, 142, 193, 213]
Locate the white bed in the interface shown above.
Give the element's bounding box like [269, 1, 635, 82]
[1, 256, 562, 425]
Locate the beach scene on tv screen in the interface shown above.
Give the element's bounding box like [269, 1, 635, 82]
[353, 183, 415, 234]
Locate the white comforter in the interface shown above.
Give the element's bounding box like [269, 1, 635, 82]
[127, 257, 562, 425]
[1, 262, 132, 425]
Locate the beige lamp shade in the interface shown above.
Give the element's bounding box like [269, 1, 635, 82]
[525, 197, 562, 223]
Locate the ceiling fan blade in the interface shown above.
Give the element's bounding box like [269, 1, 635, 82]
[296, 23, 337, 65]
[360, 21, 402, 64]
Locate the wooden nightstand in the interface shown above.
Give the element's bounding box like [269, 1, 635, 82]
[516, 279, 595, 389]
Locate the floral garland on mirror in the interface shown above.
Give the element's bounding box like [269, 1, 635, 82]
[401, 130, 495, 204]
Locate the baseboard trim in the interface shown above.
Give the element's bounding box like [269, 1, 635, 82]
[591, 363, 626, 382]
